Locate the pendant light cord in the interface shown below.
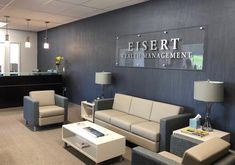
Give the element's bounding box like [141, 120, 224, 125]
[45, 21, 49, 41]
[5, 16, 9, 35]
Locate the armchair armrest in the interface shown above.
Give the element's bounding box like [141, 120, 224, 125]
[160, 113, 192, 151]
[132, 146, 182, 165]
[23, 96, 39, 126]
[55, 94, 68, 122]
[94, 98, 114, 111]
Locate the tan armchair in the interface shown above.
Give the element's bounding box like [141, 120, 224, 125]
[132, 137, 235, 165]
[23, 90, 68, 131]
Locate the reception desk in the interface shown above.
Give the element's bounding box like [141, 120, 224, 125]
[0, 74, 64, 108]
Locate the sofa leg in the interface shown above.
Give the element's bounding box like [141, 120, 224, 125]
[23, 119, 28, 125]
[33, 126, 38, 131]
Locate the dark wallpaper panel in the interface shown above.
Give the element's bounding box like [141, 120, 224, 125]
[38, 0, 235, 149]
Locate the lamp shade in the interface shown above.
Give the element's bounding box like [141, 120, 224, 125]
[194, 81, 224, 102]
[95, 72, 112, 85]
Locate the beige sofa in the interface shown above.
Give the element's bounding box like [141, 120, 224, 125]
[95, 93, 191, 152]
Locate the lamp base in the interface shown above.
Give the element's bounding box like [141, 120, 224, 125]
[96, 96, 104, 100]
[202, 121, 213, 132]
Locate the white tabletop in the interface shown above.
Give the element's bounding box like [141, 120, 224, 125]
[173, 126, 230, 142]
[63, 121, 125, 145]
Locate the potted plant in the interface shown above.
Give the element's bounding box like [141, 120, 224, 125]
[55, 55, 64, 73]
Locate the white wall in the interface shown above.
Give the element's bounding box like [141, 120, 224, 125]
[0, 29, 37, 73]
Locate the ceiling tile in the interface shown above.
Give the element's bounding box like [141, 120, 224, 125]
[0, 0, 149, 31]
[105, 0, 148, 11]
[83, 0, 130, 9]
[0, 0, 15, 6]
[57, 0, 90, 5]
[10, 0, 75, 14]
[61, 5, 98, 17]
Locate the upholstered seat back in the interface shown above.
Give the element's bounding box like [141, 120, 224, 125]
[112, 93, 132, 113]
[150, 102, 183, 123]
[129, 97, 153, 120]
[182, 137, 230, 165]
[30, 90, 55, 106]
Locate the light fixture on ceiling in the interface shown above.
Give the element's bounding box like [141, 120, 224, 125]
[4, 16, 10, 44]
[43, 21, 50, 49]
[25, 19, 31, 48]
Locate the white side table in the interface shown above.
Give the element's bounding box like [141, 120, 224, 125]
[171, 126, 230, 157]
[81, 101, 95, 122]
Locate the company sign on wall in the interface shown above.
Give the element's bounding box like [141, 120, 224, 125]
[115, 26, 206, 70]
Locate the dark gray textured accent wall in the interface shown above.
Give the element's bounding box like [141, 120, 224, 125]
[38, 0, 235, 149]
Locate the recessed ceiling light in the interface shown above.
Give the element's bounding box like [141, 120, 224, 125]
[0, 22, 7, 28]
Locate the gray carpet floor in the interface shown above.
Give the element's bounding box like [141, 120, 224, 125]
[0, 105, 131, 165]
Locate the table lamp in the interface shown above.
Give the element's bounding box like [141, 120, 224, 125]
[194, 80, 224, 132]
[95, 72, 112, 99]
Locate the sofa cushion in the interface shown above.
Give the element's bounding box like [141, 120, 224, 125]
[129, 97, 153, 120]
[150, 101, 183, 123]
[95, 109, 127, 123]
[112, 93, 132, 113]
[131, 121, 160, 142]
[159, 151, 182, 163]
[182, 137, 230, 165]
[110, 115, 146, 131]
[39, 105, 64, 117]
[30, 90, 55, 106]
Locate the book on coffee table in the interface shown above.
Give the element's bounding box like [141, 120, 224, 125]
[83, 127, 105, 138]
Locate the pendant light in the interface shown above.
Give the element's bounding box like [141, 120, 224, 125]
[43, 21, 49, 49]
[4, 16, 10, 44]
[25, 19, 31, 48]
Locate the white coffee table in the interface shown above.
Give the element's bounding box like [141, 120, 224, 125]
[62, 121, 126, 164]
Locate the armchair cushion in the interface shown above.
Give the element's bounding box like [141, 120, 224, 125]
[39, 105, 64, 117]
[131, 121, 160, 142]
[30, 90, 55, 106]
[182, 137, 230, 165]
[95, 109, 126, 123]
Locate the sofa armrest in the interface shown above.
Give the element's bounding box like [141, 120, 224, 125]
[23, 96, 39, 126]
[160, 113, 192, 151]
[55, 94, 68, 122]
[132, 146, 182, 165]
[94, 98, 114, 111]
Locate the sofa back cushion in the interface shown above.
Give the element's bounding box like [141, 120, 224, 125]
[129, 97, 153, 120]
[182, 137, 230, 165]
[30, 90, 55, 106]
[150, 101, 183, 123]
[112, 93, 132, 113]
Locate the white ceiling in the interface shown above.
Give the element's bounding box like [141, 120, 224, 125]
[0, 0, 148, 32]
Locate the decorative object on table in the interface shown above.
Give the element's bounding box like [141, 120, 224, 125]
[189, 114, 201, 129]
[95, 72, 112, 99]
[194, 80, 224, 132]
[181, 127, 209, 137]
[55, 55, 64, 73]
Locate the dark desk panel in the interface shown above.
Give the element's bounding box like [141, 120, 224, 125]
[0, 75, 64, 108]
